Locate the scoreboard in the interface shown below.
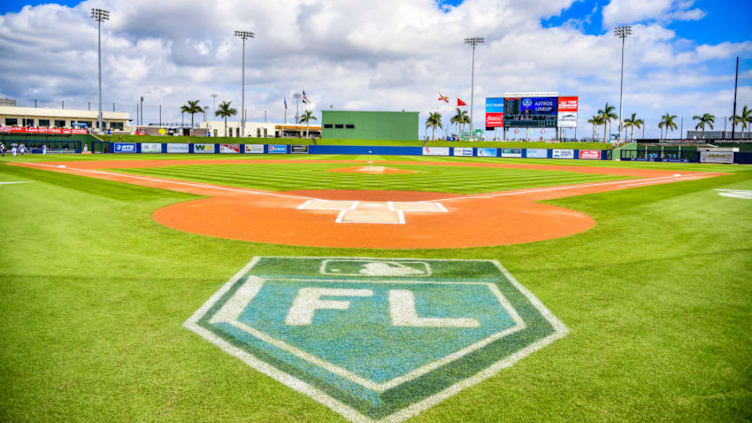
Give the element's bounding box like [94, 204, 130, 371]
[503, 97, 558, 128]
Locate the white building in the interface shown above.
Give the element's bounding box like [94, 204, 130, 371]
[0, 105, 131, 132]
[200, 120, 276, 138]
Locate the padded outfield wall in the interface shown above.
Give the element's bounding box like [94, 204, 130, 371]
[322, 111, 419, 140]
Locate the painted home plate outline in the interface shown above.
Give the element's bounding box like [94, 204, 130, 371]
[298, 199, 447, 224]
[184, 257, 568, 422]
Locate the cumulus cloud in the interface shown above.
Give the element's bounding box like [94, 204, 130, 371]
[602, 0, 705, 27]
[0, 0, 748, 138]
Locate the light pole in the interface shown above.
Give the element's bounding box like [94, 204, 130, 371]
[293, 93, 302, 123]
[234, 30, 254, 138]
[464, 37, 484, 140]
[614, 25, 632, 143]
[91, 8, 110, 133]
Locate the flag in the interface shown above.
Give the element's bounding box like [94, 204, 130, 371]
[284, 98, 288, 109]
[457, 98, 467, 106]
[438, 93, 449, 103]
[302, 90, 311, 104]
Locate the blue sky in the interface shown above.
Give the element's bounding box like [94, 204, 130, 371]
[0, 0, 750, 138]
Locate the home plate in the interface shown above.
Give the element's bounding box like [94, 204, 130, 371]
[57, 165, 67, 168]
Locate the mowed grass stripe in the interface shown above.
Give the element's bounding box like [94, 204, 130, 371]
[115, 162, 626, 194]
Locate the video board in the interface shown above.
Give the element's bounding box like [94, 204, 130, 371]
[503, 97, 558, 128]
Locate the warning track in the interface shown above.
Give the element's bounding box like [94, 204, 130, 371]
[14, 159, 724, 249]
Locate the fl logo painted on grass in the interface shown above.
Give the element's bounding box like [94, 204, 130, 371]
[185, 257, 568, 422]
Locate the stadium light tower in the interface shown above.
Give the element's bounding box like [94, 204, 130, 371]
[234, 30, 254, 138]
[91, 8, 110, 133]
[464, 37, 484, 140]
[614, 25, 632, 142]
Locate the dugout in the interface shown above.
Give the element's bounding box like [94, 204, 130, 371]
[620, 143, 699, 162]
[0, 134, 101, 153]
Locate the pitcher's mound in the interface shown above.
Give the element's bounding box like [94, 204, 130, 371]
[327, 166, 417, 174]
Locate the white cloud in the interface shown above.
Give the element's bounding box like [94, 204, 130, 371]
[0, 0, 748, 139]
[602, 0, 705, 27]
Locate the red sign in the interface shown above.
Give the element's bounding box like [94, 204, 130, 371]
[557, 96, 578, 112]
[0, 127, 89, 135]
[485, 112, 504, 128]
[579, 149, 601, 160]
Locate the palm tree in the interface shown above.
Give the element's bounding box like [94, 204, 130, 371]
[181, 100, 204, 129]
[299, 110, 317, 143]
[597, 102, 617, 142]
[214, 101, 237, 137]
[587, 114, 604, 141]
[693, 113, 715, 139]
[623, 113, 644, 142]
[729, 105, 751, 139]
[424, 112, 443, 146]
[658, 113, 678, 140]
[450, 108, 470, 139]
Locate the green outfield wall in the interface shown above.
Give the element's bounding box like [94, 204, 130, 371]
[322, 111, 419, 140]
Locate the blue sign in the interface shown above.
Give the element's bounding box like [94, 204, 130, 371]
[268, 144, 288, 154]
[477, 148, 498, 157]
[485, 97, 504, 113]
[520, 97, 558, 115]
[113, 143, 137, 153]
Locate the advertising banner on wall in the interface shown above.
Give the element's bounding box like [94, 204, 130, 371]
[166, 143, 189, 153]
[268, 144, 287, 154]
[194, 143, 215, 153]
[220, 144, 240, 153]
[422, 147, 450, 156]
[552, 149, 574, 159]
[113, 143, 137, 153]
[501, 148, 522, 158]
[557, 96, 578, 128]
[526, 148, 548, 158]
[245, 144, 264, 154]
[579, 149, 601, 160]
[141, 143, 162, 153]
[477, 148, 498, 157]
[453, 147, 473, 157]
[700, 151, 734, 163]
[485, 97, 504, 128]
[290, 145, 309, 154]
[0, 127, 88, 135]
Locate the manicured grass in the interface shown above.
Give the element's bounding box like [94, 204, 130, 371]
[0, 158, 750, 422]
[115, 162, 626, 194]
[98, 134, 614, 150]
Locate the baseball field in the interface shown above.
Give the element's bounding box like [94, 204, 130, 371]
[1, 153, 750, 422]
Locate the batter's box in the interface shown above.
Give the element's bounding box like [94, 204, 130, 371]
[298, 199, 447, 224]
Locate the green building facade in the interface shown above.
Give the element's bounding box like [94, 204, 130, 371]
[321, 111, 419, 140]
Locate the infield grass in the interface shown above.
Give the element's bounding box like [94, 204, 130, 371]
[0, 156, 750, 422]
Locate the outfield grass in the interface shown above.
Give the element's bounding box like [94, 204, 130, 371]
[115, 161, 626, 194]
[98, 134, 614, 150]
[0, 157, 750, 422]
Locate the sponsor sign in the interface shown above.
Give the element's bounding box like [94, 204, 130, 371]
[579, 149, 601, 160]
[290, 145, 309, 154]
[0, 127, 88, 135]
[141, 143, 162, 153]
[557, 96, 578, 128]
[220, 143, 240, 154]
[477, 148, 498, 157]
[193, 143, 215, 154]
[501, 148, 522, 158]
[700, 151, 734, 164]
[485, 97, 504, 128]
[552, 149, 574, 159]
[526, 148, 548, 158]
[166, 143, 189, 153]
[185, 257, 567, 423]
[453, 147, 474, 157]
[245, 144, 265, 154]
[268, 144, 288, 154]
[422, 147, 450, 156]
[113, 143, 136, 153]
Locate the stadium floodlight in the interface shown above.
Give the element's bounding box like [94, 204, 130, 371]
[91, 8, 110, 133]
[614, 25, 632, 142]
[234, 30, 255, 138]
[464, 37, 485, 140]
